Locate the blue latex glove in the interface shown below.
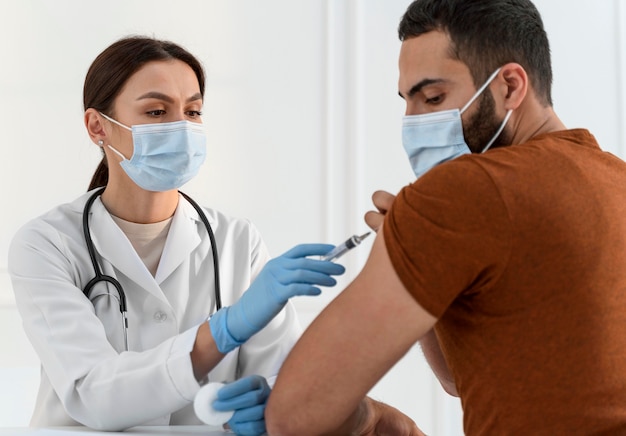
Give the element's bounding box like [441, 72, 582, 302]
[213, 375, 270, 436]
[210, 243, 344, 353]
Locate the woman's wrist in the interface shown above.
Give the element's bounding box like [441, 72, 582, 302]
[190, 320, 225, 382]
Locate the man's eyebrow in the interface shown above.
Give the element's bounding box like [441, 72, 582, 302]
[399, 78, 446, 99]
[136, 92, 203, 103]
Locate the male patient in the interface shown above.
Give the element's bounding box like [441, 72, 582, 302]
[266, 0, 626, 434]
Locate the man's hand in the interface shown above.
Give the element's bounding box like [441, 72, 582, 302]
[364, 190, 396, 232]
[354, 397, 427, 436]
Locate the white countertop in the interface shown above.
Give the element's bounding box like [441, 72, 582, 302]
[0, 426, 231, 435]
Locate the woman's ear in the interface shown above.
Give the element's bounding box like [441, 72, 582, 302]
[496, 63, 528, 111]
[84, 108, 107, 146]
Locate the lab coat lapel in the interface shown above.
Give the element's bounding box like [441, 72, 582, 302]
[88, 198, 168, 303]
[154, 195, 202, 284]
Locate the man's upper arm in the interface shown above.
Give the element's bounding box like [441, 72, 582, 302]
[265, 226, 437, 435]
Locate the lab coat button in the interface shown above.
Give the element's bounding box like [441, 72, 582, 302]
[154, 311, 168, 322]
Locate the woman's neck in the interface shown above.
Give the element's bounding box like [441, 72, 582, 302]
[100, 181, 179, 224]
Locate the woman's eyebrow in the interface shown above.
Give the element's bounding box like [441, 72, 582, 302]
[136, 91, 203, 103]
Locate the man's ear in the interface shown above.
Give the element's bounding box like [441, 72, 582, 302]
[84, 108, 108, 146]
[495, 63, 528, 111]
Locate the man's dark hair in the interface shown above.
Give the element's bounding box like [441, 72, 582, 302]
[398, 0, 553, 106]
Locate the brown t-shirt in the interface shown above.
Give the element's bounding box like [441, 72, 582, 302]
[384, 129, 626, 435]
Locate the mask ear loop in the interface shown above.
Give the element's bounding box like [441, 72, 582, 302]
[481, 109, 513, 153]
[107, 144, 129, 162]
[457, 67, 512, 153]
[460, 67, 502, 115]
[99, 112, 132, 131]
[99, 112, 133, 161]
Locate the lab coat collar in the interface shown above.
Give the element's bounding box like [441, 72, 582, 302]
[85, 193, 206, 302]
[154, 194, 204, 284]
[87, 197, 167, 302]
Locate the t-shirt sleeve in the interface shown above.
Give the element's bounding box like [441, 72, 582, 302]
[383, 157, 511, 318]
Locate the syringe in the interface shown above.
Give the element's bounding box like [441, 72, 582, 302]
[321, 232, 372, 262]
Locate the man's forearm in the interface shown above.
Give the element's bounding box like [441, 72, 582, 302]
[319, 398, 370, 436]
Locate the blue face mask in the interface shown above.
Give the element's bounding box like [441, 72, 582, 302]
[401, 68, 513, 178]
[100, 113, 207, 192]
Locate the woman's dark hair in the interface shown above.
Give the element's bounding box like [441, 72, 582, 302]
[398, 0, 553, 107]
[84, 36, 206, 190]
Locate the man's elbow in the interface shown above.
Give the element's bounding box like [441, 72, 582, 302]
[265, 401, 296, 436]
[265, 395, 311, 436]
[265, 417, 293, 436]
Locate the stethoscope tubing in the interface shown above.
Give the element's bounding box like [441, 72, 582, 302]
[82, 187, 221, 351]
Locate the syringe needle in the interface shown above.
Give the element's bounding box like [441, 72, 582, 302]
[322, 232, 372, 262]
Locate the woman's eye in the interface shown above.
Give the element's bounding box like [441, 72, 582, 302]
[186, 110, 203, 118]
[147, 110, 166, 116]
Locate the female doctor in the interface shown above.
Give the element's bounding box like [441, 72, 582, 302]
[8, 36, 344, 434]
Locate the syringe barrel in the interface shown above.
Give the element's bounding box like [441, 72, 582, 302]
[321, 236, 358, 261]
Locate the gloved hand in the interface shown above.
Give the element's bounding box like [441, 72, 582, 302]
[213, 375, 270, 436]
[209, 243, 344, 353]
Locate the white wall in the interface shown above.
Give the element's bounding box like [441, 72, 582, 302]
[0, 0, 624, 433]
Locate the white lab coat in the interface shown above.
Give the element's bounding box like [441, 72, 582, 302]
[8, 190, 302, 430]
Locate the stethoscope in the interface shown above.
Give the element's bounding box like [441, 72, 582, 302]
[82, 187, 222, 351]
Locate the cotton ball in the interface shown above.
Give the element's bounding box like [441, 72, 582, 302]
[194, 382, 234, 426]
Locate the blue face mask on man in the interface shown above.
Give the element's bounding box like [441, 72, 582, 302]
[401, 67, 513, 179]
[100, 113, 207, 192]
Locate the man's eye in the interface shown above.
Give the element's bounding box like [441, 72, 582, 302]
[425, 95, 443, 104]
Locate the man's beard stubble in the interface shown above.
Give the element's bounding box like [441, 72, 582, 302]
[463, 89, 512, 153]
